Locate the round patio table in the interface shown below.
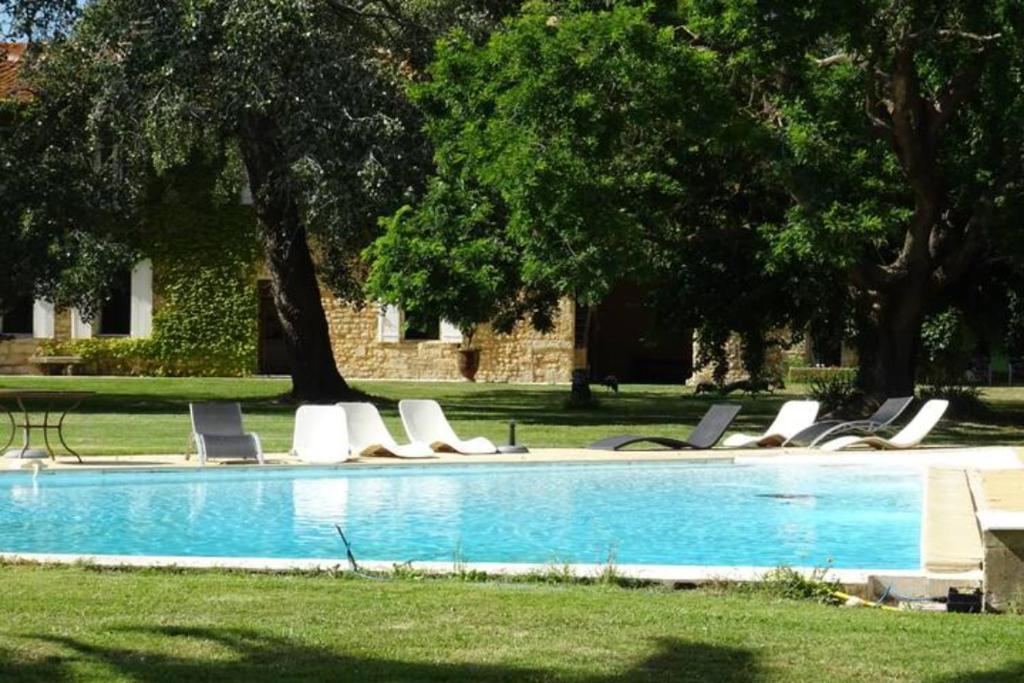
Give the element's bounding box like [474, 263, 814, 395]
[0, 390, 93, 462]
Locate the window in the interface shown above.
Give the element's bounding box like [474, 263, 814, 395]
[74, 261, 153, 339]
[96, 269, 132, 337]
[403, 310, 440, 341]
[378, 305, 463, 344]
[0, 295, 33, 336]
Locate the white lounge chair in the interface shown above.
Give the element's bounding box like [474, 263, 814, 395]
[188, 402, 264, 465]
[721, 400, 820, 448]
[818, 399, 948, 451]
[398, 399, 497, 454]
[291, 405, 353, 464]
[337, 402, 435, 458]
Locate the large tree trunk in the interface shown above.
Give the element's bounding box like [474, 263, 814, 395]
[859, 276, 928, 399]
[240, 120, 349, 401]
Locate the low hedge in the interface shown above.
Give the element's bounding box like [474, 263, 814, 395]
[787, 366, 858, 384]
[38, 337, 252, 377]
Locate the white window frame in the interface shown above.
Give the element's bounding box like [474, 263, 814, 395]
[377, 305, 462, 344]
[71, 259, 153, 340]
[0, 298, 52, 338]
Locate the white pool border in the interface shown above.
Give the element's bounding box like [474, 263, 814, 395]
[2, 550, 969, 588]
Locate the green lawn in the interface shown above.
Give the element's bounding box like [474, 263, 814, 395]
[0, 565, 1021, 682]
[0, 376, 1022, 455]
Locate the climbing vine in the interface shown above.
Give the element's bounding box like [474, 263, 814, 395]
[42, 169, 261, 376]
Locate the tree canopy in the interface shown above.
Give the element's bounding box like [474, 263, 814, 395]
[369, 0, 1024, 394]
[1, 0, 512, 398]
[367, 2, 818, 373]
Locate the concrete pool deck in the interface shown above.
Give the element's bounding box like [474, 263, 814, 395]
[5, 443, 1023, 470]
[3, 444, 1024, 602]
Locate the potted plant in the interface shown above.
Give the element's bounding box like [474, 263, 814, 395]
[456, 326, 481, 381]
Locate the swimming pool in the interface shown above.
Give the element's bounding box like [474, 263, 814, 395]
[0, 462, 923, 569]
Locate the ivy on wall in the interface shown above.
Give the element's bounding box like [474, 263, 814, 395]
[42, 168, 262, 376]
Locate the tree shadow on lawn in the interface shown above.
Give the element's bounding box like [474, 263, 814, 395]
[5, 628, 761, 683]
[412, 388, 788, 429]
[939, 661, 1024, 683]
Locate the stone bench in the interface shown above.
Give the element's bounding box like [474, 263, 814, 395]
[29, 355, 83, 376]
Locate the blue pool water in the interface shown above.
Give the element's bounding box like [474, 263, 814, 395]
[0, 462, 923, 568]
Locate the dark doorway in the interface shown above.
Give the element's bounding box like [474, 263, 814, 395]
[587, 283, 692, 384]
[258, 280, 290, 375]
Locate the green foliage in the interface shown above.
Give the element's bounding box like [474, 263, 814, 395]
[365, 186, 544, 343]
[919, 309, 974, 384]
[41, 171, 261, 377]
[370, 2, 786, 346]
[808, 372, 861, 415]
[760, 566, 841, 605]
[788, 366, 858, 384]
[918, 383, 987, 420]
[1006, 291, 1024, 361]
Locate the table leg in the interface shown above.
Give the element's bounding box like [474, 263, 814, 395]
[0, 402, 14, 453]
[42, 399, 57, 461]
[15, 397, 32, 457]
[57, 398, 84, 463]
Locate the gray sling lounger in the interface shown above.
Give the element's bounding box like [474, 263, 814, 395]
[781, 396, 914, 447]
[588, 403, 741, 451]
[188, 402, 264, 465]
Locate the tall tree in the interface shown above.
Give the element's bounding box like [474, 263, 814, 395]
[1, 0, 512, 400]
[372, 0, 1024, 396]
[680, 0, 1024, 395]
[366, 3, 826, 383]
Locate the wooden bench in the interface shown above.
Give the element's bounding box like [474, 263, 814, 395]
[29, 355, 83, 376]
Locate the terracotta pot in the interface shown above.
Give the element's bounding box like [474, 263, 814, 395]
[457, 348, 481, 382]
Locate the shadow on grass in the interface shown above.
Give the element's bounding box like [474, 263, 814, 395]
[939, 662, 1024, 683]
[2, 629, 760, 683]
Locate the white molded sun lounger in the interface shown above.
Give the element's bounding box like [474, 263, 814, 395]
[818, 399, 949, 451]
[721, 400, 820, 448]
[189, 402, 264, 465]
[398, 399, 497, 454]
[291, 405, 353, 464]
[337, 402, 436, 458]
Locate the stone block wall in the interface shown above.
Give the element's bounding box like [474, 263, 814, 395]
[688, 333, 787, 385]
[322, 296, 576, 384]
[982, 529, 1024, 611]
[0, 338, 41, 374]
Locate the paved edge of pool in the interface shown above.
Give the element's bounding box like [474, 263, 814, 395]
[0, 551, 982, 596]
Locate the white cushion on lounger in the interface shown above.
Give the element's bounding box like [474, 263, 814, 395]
[398, 399, 497, 454]
[336, 402, 435, 458]
[819, 400, 948, 451]
[291, 405, 353, 464]
[722, 400, 820, 448]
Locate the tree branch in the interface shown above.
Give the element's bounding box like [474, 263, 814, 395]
[851, 260, 904, 292]
[909, 29, 1002, 44]
[927, 65, 981, 142]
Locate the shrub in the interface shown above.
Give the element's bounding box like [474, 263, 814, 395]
[808, 371, 861, 414]
[918, 383, 987, 419]
[761, 566, 841, 604]
[788, 366, 857, 384]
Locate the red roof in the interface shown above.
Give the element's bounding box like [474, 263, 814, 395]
[0, 43, 30, 100]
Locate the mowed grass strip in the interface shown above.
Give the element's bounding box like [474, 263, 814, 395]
[0, 376, 1021, 455]
[0, 565, 1023, 682]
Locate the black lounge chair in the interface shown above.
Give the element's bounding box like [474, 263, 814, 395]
[588, 403, 741, 451]
[781, 396, 914, 447]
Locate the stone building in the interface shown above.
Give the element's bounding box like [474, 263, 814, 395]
[0, 42, 710, 385]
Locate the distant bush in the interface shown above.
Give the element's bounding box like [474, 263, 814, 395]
[808, 371, 861, 414]
[919, 383, 987, 419]
[788, 366, 857, 384]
